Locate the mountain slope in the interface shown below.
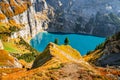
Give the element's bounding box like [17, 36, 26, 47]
[1, 0, 120, 38]
[0, 0, 50, 40]
[1, 43, 120, 80]
[0, 50, 22, 68]
[84, 32, 120, 67]
[2, 43, 117, 80]
[32, 42, 86, 69]
[46, 0, 120, 37]
[0, 0, 49, 65]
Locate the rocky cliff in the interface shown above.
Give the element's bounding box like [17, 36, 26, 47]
[84, 32, 120, 67]
[32, 42, 84, 68]
[0, 0, 50, 40]
[46, 0, 120, 37]
[2, 43, 119, 80]
[0, 0, 50, 68]
[1, 0, 120, 38]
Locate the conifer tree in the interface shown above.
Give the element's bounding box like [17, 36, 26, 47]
[64, 37, 69, 45]
[54, 38, 59, 44]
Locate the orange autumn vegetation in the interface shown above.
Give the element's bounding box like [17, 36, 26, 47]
[8, 19, 23, 29]
[0, 50, 14, 66]
[9, 0, 31, 15]
[0, 22, 23, 34]
[0, 0, 31, 20]
[83, 50, 103, 63]
[0, 13, 6, 20]
[0, 68, 26, 74]
[1, 43, 120, 80]
[96, 67, 120, 80]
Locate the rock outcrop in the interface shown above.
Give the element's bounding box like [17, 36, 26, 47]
[2, 43, 119, 80]
[0, 40, 4, 49]
[32, 42, 85, 68]
[0, 0, 50, 39]
[0, 50, 22, 68]
[84, 32, 120, 67]
[1, 0, 120, 38]
[46, 0, 120, 37]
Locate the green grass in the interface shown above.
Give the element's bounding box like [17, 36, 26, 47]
[18, 53, 35, 63]
[3, 42, 21, 53]
[2, 37, 40, 63]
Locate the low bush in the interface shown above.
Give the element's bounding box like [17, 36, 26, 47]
[95, 42, 105, 50]
[18, 53, 35, 63]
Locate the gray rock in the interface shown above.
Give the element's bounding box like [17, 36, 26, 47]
[46, 0, 120, 37]
[95, 32, 120, 66]
[2, 0, 120, 37]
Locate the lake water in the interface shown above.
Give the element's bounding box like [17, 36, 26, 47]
[30, 32, 106, 56]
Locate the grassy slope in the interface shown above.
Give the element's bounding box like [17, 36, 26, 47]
[0, 50, 14, 66]
[84, 50, 103, 63]
[84, 32, 120, 64]
[3, 42, 23, 53]
[32, 43, 83, 68]
[1, 43, 119, 80]
[2, 37, 40, 63]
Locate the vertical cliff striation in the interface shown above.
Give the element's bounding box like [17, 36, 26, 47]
[1, 0, 120, 38]
[0, 0, 51, 40]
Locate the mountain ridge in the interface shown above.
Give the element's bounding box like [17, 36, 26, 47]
[1, 42, 120, 80]
[84, 32, 120, 67]
[0, 0, 120, 80]
[46, 0, 120, 37]
[1, 0, 120, 39]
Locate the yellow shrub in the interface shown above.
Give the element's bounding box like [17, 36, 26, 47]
[9, 19, 16, 24]
[0, 13, 6, 20]
[0, 0, 31, 18]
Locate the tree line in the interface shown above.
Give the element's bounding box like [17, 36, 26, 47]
[54, 37, 69, 45]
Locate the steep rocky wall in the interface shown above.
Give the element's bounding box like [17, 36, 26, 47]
[84, 32, 120, 67]
[46, 0, 120, 37]
[96, 32, 120, 66]
[1, 0, 120, 39]
[0, 0, 50, 40]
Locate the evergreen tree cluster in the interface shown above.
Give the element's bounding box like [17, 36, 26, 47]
[54, 37, 70, 45]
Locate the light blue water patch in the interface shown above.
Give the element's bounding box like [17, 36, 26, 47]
[30, 32, 106, 56]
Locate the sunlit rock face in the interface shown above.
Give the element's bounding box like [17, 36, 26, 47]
[46, 0, 120, 37]
[12, 0, 50, 39]
[0, 0, 50, 39]
[1, 0, 120, 38]
[0, 50, 22, 68]
[0, 40, 4, 50]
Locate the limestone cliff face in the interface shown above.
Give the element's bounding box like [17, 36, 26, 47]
[46, 0, 120, 37]
[1, 0, 120, 38]
[0, 0, 50, 39]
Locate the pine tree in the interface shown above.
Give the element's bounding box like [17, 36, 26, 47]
[54, 38, 59, 44]
[64, 37, 69, 45]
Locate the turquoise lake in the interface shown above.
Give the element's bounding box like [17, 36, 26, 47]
[30, 32, 106, 56]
